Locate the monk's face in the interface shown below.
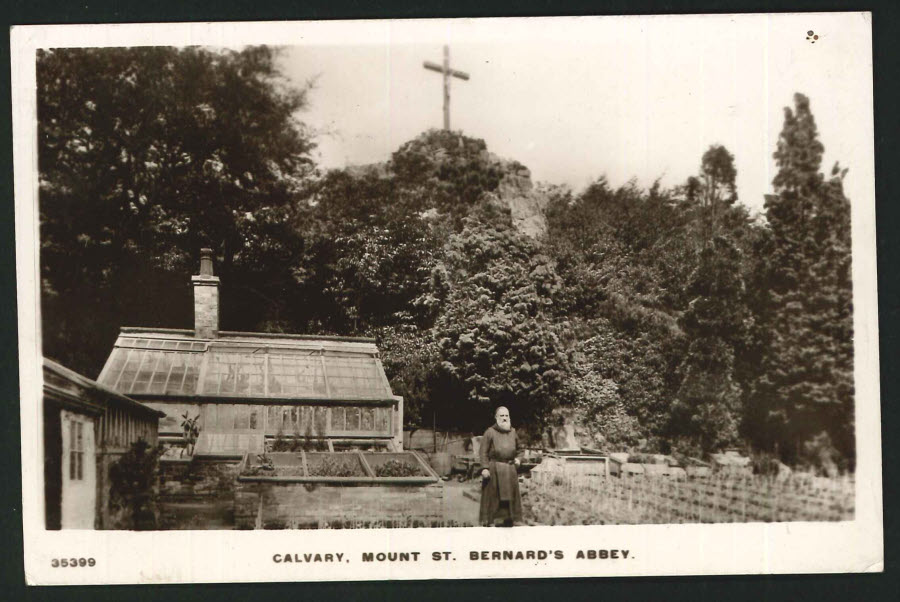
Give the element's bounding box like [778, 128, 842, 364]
[496, 408, 511, 430]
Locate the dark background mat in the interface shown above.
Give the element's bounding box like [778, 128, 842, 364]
[0, 0, 896, 600]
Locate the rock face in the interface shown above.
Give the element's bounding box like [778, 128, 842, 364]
[486, 156, 549, 238]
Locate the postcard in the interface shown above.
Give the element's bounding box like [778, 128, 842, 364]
[12, 13, 882, 584]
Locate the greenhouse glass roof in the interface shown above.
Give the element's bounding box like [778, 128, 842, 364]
[97, 329, 396, 401]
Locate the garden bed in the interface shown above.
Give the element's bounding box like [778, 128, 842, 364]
[364, 452, 430, 477]
[524, 471, 854, 524]
[238, 450, 439, 483]
[234, 450, 444, 529]
[306, 452, 367, 477]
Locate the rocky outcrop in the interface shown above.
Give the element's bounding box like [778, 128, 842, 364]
[485, 156, 548, 237]
[344, 130, 550, 237]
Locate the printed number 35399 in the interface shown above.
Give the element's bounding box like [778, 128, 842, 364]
[51, 558, 95, 567]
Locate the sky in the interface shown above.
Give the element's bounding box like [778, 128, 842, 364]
[275, 13, 873, 214]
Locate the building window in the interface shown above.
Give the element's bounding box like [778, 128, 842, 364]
[69, 421, 84, 481]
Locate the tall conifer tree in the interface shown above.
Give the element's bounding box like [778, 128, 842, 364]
[753, 93, 854, 468]
[671, 236, 747, 455]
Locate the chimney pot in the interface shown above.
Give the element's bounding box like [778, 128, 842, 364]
[199, 247, 214, 276]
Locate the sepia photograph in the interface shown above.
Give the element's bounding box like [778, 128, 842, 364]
[12, 12, 882, 584]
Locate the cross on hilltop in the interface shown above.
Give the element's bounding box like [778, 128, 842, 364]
[423, 45, 470, 130]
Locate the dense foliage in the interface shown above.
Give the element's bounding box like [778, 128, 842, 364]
[38, 46, 315, 375]
[108, 439, 163, 530]
[38, 48, 855, 471]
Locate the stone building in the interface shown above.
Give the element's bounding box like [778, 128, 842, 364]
[95, 249, 404, 458]
[42, 358, 163, 529]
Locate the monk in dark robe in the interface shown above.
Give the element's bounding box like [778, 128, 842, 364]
[479, 406, 523, 526]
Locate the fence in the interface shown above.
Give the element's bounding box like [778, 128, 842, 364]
[525, 471, 854, 524]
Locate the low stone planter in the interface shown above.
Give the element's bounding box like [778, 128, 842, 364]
[234, 451, 444, 529]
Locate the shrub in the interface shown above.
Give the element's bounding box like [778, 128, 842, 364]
[800, 431, 845, 476]
[108, 439, 162, 530]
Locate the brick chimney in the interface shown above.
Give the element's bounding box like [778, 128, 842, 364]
[191, 248, 220, 339]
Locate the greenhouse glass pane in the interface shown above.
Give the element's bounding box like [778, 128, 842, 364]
[182, 354, 201, 394]
[235, 405, 250, 429]
[147, 353, 171, 393]
[346, 407, 360, 431]
[268, 353, 323, 397]
[131, 350, 160, 393]
[332, 407, 345, 431]
[217, 405, 235, 431]
[325, 357, 387, 398]
[116, 349, 140, 391]
[267, 406, 281, 434]
[314, 407, 327, 434]
[99, 348, 128, 387]
[361, 408, 374, 431]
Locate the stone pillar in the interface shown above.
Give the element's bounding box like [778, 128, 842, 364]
[192, 248, 220, 339]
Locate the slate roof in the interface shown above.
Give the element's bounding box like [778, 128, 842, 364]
[97, 327, 396, 402]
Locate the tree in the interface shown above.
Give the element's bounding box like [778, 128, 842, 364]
[297, 169, 441, 334]
[670, 236, 747, 456]
[428, 201, 569, 431]
[377, 324, 442, 427]
[684, 144, 738, 247]
[751, 93, 854, 468]
[544, 177, 693, 328]
[37, 46, 315, 374]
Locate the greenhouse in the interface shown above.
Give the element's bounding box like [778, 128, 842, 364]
[97, 329, 403, 457]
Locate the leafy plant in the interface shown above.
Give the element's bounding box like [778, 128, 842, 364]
[108, 439, 162, 530]
[256, 453, 275, 471]
[374, 459, 422, 477]
[308, 455, 363, 477]
[180, 412, 200, 457]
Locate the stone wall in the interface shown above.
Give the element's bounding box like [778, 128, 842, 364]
[235, 480, 444, 529]
[159, 458, 241, 502]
